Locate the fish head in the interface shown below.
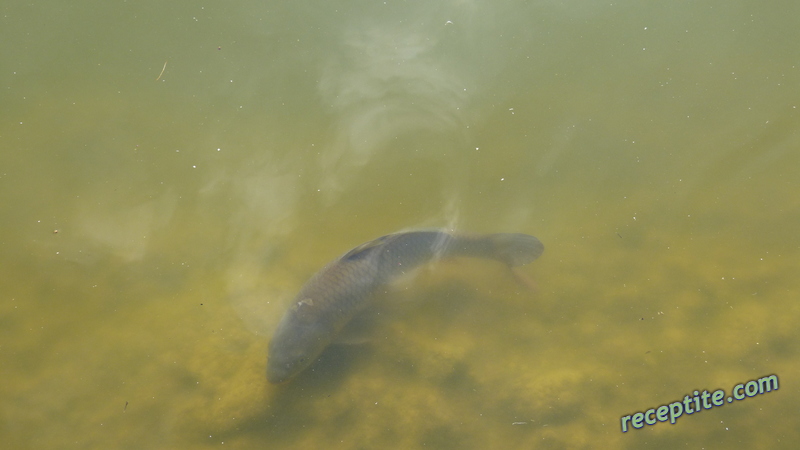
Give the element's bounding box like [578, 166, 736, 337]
[266, 311, 334, 384]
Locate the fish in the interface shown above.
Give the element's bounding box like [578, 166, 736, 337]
[266, 229, 544, 384]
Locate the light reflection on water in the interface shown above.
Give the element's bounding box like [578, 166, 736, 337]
[1, 0, 799, 448]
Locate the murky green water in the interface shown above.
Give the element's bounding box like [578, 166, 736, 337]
[2, 0, 799, 448]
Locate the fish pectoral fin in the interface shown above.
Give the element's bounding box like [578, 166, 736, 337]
[332, 308, 387, 345]
[331, 324, 373, 346]
[331, 334, 372, 346]
[509, 267, 538, 291]
[385, 265, 425, 290]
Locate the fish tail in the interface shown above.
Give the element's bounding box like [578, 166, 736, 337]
[486, 233, 544, 267]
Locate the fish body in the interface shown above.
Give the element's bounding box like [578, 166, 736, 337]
[266, 230, 544, 383]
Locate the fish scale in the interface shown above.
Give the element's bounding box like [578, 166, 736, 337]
[266, 229, 544, 383]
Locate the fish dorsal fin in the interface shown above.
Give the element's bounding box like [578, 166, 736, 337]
[341, 235, 390, 261]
